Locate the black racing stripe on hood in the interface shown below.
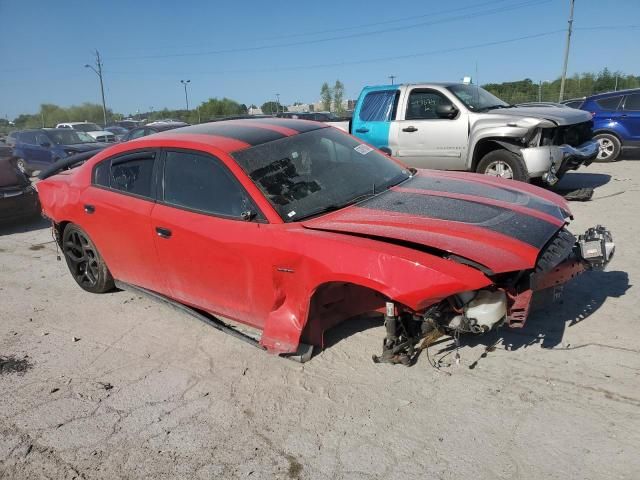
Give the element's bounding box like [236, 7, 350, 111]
[407, 175, 564, 219]
[361, 190, 558, 248]
[251, 118, 327, 133]
[168, 123, 286, 145]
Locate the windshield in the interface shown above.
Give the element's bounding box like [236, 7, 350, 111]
[232, 127, 411, 222]
[447, 84, 510, 111]
[72, 123, 101, 132]
[106, 126, 127, 134]
[49, 130, 97, 145]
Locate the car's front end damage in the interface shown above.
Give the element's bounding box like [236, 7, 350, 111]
[471, 107, 599, 186]
[373, 224, 615, 365]
[520, 120, 599, 185]
[300, 169, 615, 365]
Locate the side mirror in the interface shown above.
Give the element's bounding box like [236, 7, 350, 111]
[435, 104, 458, 119]
[40, 141, 51, 148]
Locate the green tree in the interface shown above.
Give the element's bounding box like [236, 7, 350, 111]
[320, 82, 332, 112]
[261, 101, 280, 114]
[333, 80, 345, 113]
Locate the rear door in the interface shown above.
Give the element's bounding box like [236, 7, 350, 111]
[392, 88, 468, 170]
[351, 87, 399, 150]
[81, 149, 162, 290]
[151, 149, 268, 324]
[621, 93, 640, 142]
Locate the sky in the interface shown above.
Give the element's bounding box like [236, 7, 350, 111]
[0, 0, 638, 119]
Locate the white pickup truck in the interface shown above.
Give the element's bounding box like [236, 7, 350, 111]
[329, 83, 599, 184]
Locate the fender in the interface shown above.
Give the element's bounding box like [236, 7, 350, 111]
[258, 228, 492, 353]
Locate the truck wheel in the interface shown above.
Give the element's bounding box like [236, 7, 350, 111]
[62, 224, 114, 293]
[477, 150, 529, 182]
[593, 133, 621, 162]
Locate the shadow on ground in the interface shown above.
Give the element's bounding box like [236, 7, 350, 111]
[0, 215, 49, 237]
[320, 270, 631, 366]
[554, 171, 612, 190]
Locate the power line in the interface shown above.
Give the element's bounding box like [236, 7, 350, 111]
[107, 0, 550, 61]
[107, 29, 566, 77]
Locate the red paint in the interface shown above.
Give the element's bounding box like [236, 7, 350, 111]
[36, 121, 578, 354]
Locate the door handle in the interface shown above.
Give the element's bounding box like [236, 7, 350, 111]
[355, 128, 369, 133]
[84, 204, 95, 214]
[402, 126, 418, 133]
[155, 227, 172, 239]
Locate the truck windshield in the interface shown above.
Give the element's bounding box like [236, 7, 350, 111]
[72, 123, 101, 132]
[232, 127, 411, 222]
[447, 85, 510, 111]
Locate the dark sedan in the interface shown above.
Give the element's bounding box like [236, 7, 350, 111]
[0, 157, 40, 224]
[121, 122, 189, 142]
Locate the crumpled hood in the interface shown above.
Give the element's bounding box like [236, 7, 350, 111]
[486, 106, 592, 126]
[302, 170, 570, 273]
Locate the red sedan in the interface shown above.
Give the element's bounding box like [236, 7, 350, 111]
[37, 119, 614, 364]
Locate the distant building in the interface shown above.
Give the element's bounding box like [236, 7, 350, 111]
[248, 107, 263, 115]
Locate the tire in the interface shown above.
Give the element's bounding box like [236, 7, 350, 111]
[476, 149, 529, 182]
[62, 224, 114, 293]
[15, 158, 32, 176]
[593, 133, 621, 162]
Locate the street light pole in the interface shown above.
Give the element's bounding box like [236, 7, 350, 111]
[389, 75, 396, 85]
[84, 49, 107, 127]
[275, 93, 280, 115]
[558, 0, 575, 102]
[180, 80, 191, 111]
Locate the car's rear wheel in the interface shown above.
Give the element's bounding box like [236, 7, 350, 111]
[476, 150, 529, 182]
[62, 224, 114, 293]
[593, 133, 621, 162]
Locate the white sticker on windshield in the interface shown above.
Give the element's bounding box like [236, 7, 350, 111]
[287, 211, 297, 218]
[354, 144, 374, 155]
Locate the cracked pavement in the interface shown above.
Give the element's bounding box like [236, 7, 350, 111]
[1, 160, 640, 479]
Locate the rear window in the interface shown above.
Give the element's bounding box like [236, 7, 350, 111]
[623, 93, 640, 111]
[358, 90, 398, 122]
[595, 96, 622, 111]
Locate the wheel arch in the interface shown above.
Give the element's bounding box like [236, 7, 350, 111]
[471, 138, 522, 171]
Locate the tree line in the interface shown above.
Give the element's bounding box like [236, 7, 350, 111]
[483, 68, 640, 104]
[6, 68, 639, 131]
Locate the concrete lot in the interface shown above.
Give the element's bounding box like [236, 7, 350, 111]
[1, 155, 639, 479]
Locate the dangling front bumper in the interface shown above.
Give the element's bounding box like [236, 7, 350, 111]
[506, 225, 615, 328]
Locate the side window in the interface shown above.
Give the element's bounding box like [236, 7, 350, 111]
[35, 133, 50, 145]
[21, 132, 37, 144]
[93, 152, 156, 198]
[623, 93, 640, 111]
[129, 128, 146, 139]
[406, 90, 452, 120]
[595, 96, 622, 111]
[163, 150, 254, 218]
[359, 90, 398, 122]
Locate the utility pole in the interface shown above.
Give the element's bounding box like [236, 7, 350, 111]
[558, 0, 575, 102]
[388, 75, 396, 85]
[275, 93, 280, 115]
[538, 80, 543, 102]
[180, 80, 191, 111]
[84, 50, 108, 127]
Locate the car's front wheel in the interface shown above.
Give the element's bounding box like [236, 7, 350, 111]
[476, 150, 529, 182]
[62, 224, 114, 293]
[593, 133, 621, 162]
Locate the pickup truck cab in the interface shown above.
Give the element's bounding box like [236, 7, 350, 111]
[333, 83, 599, 184]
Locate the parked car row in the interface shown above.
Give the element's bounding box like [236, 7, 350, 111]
[4, 119, 190, 176]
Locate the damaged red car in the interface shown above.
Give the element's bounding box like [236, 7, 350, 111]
[37, 118, 615, 364]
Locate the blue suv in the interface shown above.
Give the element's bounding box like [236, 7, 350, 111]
[580, 89, 640, 162]
[13, 129, 106, 174]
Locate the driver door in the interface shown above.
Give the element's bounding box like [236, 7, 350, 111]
[150, 149, 269, 325]
[391, 88, 468, 170]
